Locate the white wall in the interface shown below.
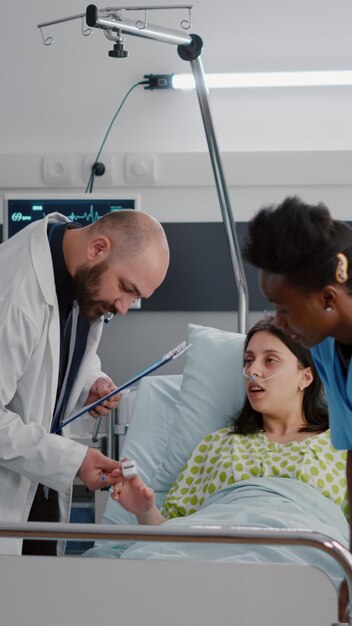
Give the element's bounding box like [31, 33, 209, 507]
[2, 1, 352, 380]
[3, 0, 352, 155]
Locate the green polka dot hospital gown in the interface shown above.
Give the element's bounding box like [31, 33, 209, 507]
[161, 429, 348, 520]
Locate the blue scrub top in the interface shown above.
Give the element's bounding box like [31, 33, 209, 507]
[311, 337, 352, 450]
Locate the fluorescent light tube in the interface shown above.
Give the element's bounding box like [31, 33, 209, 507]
[171, 70, 352, 90]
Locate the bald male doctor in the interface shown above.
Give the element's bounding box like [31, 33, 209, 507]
[0, 209, 169, 555]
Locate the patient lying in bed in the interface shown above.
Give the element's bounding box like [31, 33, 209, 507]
[85, 319, 348, 586]
[112, 318, 347, 526]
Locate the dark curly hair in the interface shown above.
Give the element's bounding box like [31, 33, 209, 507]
[231, 317, 329, 435]
[242, 196, 352, 293]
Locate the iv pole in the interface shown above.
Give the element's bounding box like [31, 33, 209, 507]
[40, 5, 249, 333]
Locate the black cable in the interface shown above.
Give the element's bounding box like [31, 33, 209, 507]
[85, 79, 149, 193]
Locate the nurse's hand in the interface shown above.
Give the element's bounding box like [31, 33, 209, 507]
[85, 377, 121, 418]
[77, 448, 122, 491]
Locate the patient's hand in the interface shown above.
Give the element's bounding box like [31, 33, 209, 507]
[112, 474, 154, 510]
[111, 474, 165, 525]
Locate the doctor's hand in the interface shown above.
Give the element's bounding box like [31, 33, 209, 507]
[112, 472, 166, 525]
[77, 448, 122, 491]
[85, 377, 121, 418]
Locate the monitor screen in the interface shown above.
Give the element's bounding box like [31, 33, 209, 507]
[2, 193, 141, 240]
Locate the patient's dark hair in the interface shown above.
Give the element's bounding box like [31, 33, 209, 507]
[242, 196, 352, 293]
[230, 317, 329, 435]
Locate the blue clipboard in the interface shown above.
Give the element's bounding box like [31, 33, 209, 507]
[56, 341, 191, 432]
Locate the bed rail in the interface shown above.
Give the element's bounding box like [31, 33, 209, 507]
[0, 522, 350, 563]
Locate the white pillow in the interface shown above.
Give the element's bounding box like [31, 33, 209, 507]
[121, 374, 182, 485]
[152, 324, 246, 491]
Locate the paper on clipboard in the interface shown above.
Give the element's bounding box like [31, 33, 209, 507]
[55, 340, 191, 432]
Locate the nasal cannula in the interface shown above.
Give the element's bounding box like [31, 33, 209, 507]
[242, 366, 290, 383]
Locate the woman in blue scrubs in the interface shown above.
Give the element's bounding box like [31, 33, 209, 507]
[242, 195, 352, 620]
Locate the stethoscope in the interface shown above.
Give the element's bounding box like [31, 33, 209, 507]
[93, 311, 115, 439]
[103, 312, 114, 323]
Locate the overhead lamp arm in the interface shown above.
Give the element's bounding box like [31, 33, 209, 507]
[38, 4, 249, 333]
[87, 4, 248, 333]
[86, 4, 192, 46]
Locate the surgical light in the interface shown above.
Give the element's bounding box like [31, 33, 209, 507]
[145, 70, 352, 90]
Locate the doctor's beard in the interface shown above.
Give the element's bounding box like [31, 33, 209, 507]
[72, 260, 115, 322]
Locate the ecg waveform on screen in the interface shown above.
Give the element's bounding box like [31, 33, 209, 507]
[67, 206, 102, 224]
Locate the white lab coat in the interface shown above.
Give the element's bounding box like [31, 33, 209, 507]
[0, 213, 106, 554]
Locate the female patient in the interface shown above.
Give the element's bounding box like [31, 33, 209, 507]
[112, 318, 348, 524]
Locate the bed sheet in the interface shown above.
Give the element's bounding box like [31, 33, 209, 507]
[85, 476, 349, 588]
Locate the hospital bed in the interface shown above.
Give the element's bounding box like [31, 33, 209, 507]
[0, 522, 349, 626]
[0, 323, 352, 625]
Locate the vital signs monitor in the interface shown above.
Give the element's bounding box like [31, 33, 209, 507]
[2, 193, 141, 240]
